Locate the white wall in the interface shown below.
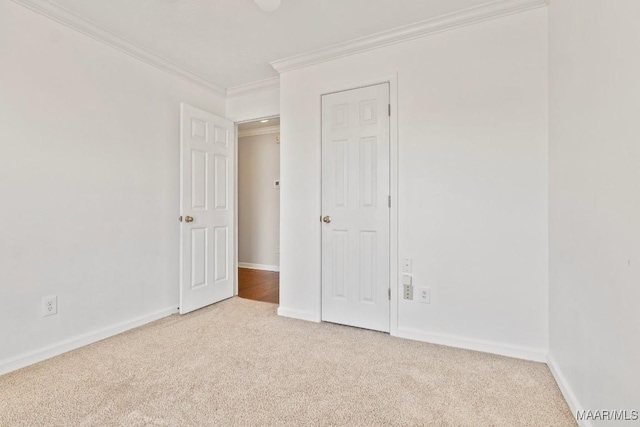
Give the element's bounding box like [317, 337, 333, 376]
[226, 88, 280, 123]
[279, 9, 549, 359]
[238, 132, 280, 268]
[0, 1, 225, 368]
[548, 0, 640, 421]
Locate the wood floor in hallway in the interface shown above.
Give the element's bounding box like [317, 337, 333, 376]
[238, 268, 279, 304]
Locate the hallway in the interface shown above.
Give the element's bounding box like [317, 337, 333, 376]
[238, 268, 279, 304]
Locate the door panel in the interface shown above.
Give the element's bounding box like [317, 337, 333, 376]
[180, 103, 235, 314]
[321, 83, 390, 332]
[214, 226, 229, 282]
[190, 227, 208, 288]
[214, 154, 228, 210]
[191, 150, 208, 209]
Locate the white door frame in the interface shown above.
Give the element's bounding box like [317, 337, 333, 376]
[319, 74, 399, 335]
[233, 114, 281, 297]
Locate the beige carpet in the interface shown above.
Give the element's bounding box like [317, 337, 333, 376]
[0, 298, 575, 426]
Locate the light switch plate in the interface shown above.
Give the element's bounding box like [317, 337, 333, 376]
[403, 283, 414, 300]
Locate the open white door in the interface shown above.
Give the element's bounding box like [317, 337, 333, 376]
[180, 103, 235, 314]
[321, 83, 391, 332]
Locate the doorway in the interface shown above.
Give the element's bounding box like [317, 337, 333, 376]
[236, 117, 280, 304]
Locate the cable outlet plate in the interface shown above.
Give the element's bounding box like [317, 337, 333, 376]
[418, 287, 431, 304]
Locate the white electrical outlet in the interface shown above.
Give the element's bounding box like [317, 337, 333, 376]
[418, 287, 431, 304]
[401, 258, 412, 273]
[43, 296, 57, 317]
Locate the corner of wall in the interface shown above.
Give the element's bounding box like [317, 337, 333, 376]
[547, 353, 590, 427]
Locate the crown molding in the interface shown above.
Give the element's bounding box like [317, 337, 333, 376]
[271, 0, 548, 73]
[238, 125, 280, 138]
[10, 0, 226, 96]
[226, 76, 280, 98]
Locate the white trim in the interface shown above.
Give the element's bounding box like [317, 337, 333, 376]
[0, 306, 178, 376]
[388, 75, 399, 337]
[227, 77, 280, 98]
[270, 0, 548, 73]
[233, 124, 240, 297]
[9, 0, 226, 96]
[238, 262, 280, 272]
[238, 125, 280, 138]
[277, 306, 320, 322]
[547, 354, 589, 427]
[396, 327, 548, 363]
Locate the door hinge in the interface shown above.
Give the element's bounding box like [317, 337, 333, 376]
[388, 104, 391, 117]
[388, 288, 391, 300]
[388, 195, 391, 208]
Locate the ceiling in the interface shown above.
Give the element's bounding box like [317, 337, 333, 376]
[51, 0, 492, 89]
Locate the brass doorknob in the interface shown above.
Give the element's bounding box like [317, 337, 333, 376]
[184, 216, 194, 223]
[322, 215, 331, 223]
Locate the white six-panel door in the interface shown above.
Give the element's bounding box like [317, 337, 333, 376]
[179, 103, 235, 314]
[321, 83, 390, 332]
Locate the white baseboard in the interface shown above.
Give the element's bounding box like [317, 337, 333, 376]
[547, 354, 588, 427]
[277, 306, 320, 322]
[238, 262, 280, 272]
[395, 327, 547, 363]
[0, 306, 178, 376]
